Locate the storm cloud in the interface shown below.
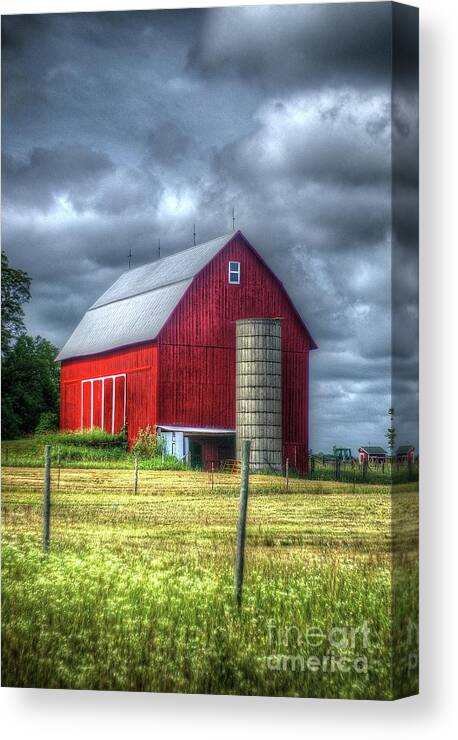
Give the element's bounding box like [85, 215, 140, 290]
[1, 4, 418, 453]
[188, 3, 392, 91]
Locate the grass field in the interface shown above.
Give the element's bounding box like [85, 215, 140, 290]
[1, 436, 418, 485]
[1, 433, 186, 469]
[1, 466, 418, 699]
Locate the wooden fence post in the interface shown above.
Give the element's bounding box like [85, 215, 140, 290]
[57, 446, 61, 493]
[310, 455, 315, 479]
[285, 457, 289, 492]
[134, 455, 139, 495]
[211, 461, 214, 492]
[235, 440, 251, 608]
[43, 445, 51, 553]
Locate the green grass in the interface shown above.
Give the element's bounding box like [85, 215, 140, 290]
[1, 467, 418, 698]
[1, 433, 187, 470]
[2, 436, 418, 484]
[41, 429, 128, 447]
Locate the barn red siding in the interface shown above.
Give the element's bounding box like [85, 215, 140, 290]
[158, 235, 311, 352]
[156, 234, 311, 472]
[60, 343, 157, 445]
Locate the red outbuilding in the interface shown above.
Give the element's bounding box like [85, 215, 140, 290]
[395, 445, 415, 464]
[57, 231, 317, 473]
[358, 446, 387, 465]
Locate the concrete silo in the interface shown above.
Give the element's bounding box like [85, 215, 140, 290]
[236, 318, 282, 472]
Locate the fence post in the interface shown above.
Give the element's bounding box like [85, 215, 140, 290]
[211, 461, 214, 492]
[43, 445, 51, 553]
[133, 455, 139, 495]
[285, 457, 289, 493]
[235, 439, 251, 608]
[310, 455, 315, 479]
[57, 446, 61, 493]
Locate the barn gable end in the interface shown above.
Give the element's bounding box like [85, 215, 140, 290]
[157, 232, 315, 352]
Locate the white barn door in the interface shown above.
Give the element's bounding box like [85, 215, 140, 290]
[81, 374, 126, 433]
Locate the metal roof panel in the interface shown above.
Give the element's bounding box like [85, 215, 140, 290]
[56, 279, 191, 361]
[359, 446, 387, 454]
[92, 232, 237, 309]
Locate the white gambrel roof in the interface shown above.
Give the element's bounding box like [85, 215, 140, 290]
[57, 232, 237, 361]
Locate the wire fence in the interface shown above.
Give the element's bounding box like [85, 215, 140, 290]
[2, 443, 419, 560]
[2, 441, 419, 483]
[308, 455, 418, 484]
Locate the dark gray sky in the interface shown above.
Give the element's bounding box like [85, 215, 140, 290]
[1, 3, 419, 452]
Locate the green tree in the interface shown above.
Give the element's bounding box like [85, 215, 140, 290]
[1, 252, 60, 439]
[2, 335, 60, 439]
[1, 250, 31, 355]
[385, 407, 396, 454]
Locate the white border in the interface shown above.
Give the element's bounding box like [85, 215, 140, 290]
[2, 1, 458, 738]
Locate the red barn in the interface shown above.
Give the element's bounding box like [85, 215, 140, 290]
[395, 445, 415, 464]
[57, 231, 317, 473]
[358, 446, 387, 465]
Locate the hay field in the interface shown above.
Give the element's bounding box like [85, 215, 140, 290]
[1, 467, 418, 699]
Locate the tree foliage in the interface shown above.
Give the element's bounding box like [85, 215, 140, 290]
[385, 407, 396, 453]
[1, 250, 31, 354]
[1, 251, 60, 439]
[2, 335, 60, 439]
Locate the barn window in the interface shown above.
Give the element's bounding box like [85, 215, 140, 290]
[228, 261, 240, 284]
